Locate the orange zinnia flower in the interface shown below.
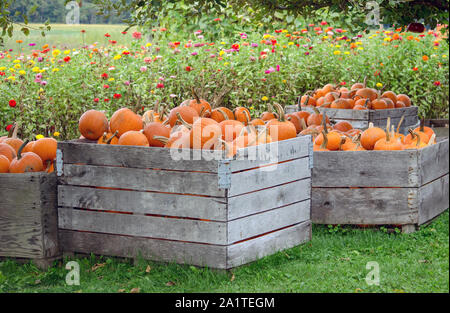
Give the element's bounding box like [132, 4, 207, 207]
[422, 55, 429, 61]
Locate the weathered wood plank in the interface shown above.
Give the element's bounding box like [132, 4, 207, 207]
[0, 173, 42, 209]
[58, 185, 227, 221]
[418, 174, 449, 225]
[226, 221, 311, 269]
[284, 105, 370, 119]
[230, 136, 311, 172]
[59, 230, 228, 269]
[418, 138, 449, 186]
[228, 178, 311, 220]
[229, 157, 310, 196]
[39, 173, 60, 258]
[311, 187, 419, 225]
[58, 141, 221, 172]
[58, 207, 228, 245]
[370, 106, 418, 119]
[312, 150, 419, 187]
[62, 164, 225, 197]
[228, 199, 310, 244]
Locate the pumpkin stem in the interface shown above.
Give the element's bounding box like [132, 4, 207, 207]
[153, 135, 169, 145]
[368, 122, 374, 128]
[162, 119, 170, 126]
[299, 117, 307, 131]
[272, 103, 286, 122]
[385, 117, 391, 142]
[106, 131, 119, 144]
[428, 134, 436, 146]
[339, 136, 347, 150]
[17, 139, 29, 161]
[322, 113, 328, 134]
[199, 106, 206, 117]
[297, 95, 302, 111]
[216, 108, 229, 120]
[7, 122, 16, 138]
[176, 112, 192, 130]
[192, 87, 200, 104]
[419, 118, 425, 132]
[397, 115, 405, 134]
[312, 107, 320, 115]
[11, 121, 20, 139]
[364, 98, 370, 108]
[302, 95, 310, 107]
[320, 130, 328, 149]
[363, 76, 367, 88]
[412, 131, 421, 147]
[243, 109, 251, 124]
[320, 101, 331, 108]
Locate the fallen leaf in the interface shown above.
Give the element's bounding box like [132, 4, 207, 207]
[145, 265, 151, 273]
[91, 263, 106, 272]
[34, 279, 41, 285]
[130, 287, 140, 293]
[118, 289, 126, 293]
[230, 273, 235, 282]
[166, 281, 176, 287]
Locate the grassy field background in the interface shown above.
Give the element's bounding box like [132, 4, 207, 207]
[3, 24, 137, 51]
[1, 210, 448, 293]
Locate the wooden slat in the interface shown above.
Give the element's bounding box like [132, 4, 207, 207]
[370, 106, 418, 119]
[284, 105, 370, 119]
[62, 164, 225, 197]
[58, 185, 227, 221]
[58, 207, 227, 245]
[312, 150, 419, 187]
[227, 199, 310, 244]
[226, 221, 311, 269]
[311, 187, 418, 225]
[39, 173, 60, 258]
[59, 141, 223, 172]
[227, 178, 311, 220]
[230, 136, 311, 172]
[418, 174, 449, 225]
[229, 157, 310, 196]
[418, 138, 449, 186]
[59, 230, 228, 269]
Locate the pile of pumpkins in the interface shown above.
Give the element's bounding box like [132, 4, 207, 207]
[300, 80, 412, 110]
[288, 106, 436, 151]
[78, 90, 301, 158]
[0, 123, 57, 173]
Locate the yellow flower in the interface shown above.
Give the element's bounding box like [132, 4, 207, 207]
[282, 29, 288, 33]
[13, 60, 20, 64]
[335, 45, 341, 48]
[108, 78, 115, 82]
[32, 66, 40, 73]
[219, 50, 225, 56]
[249, 106, 255, 110]
[384, 37, 392, 42]
[7, 76, 15, 81]
[282, 45, 287, 48]
[9, 68, 15, 73]
[282, 79, 287, 83]
[356, 42, 363, 45]
[344, 51, 350, 55]
[323, 36, 329, 40]
[14, 64, 21, 69]
[28, 60, 35, 66]
[263, 34, 272, 39]
[357, 47, 364, 50]
[223, 62, 230, 66]
[35, 134, 44, 140]
[261, 96, 268, 101]
[52, 49, 61, 57]
[0, 66, 6, 71]
[39, 88, 44, 93]
[113, 54, 122, 60]
[52, 68, 60, 72]
[19, 70, 26, 75]
[220, 41, 226, 45]
[64, 50, 71, 55]
[288, 42, 294, 46]
[443, 55, 447, 58]
[376, 83, 383, 88]
[333, 50, 341, 55]
[39, 69, 46, 73]
[146, 43, 152, 47]
[53, 132, 60, 137]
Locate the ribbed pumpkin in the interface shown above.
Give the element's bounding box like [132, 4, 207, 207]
[286, 114, 302, 134]
[355, 88, 378, 101]
[333, 121, 353, 133]
[373, 118, 403, 150]
[79, 109, 109, 140]
[371, 98, 388, 110]
[306, 108, 330, 126]
[97, 131, 119, 145]
[32, 137, 57, 164]
[22, 141, 35, 153]
[250, 119, 265, 127]
[413, 121, 434, 141]
[266, 103, 297, 142]
[190, 118, 222, 150]
[234, 107, 251, 125]
[186, 88, 212, 117]
[314, 115, 341, 151]
[210, 107, 234, 123]
[396, 94, 411, 107]
[360, 123, 386, 150]
[381, 91, 397, 105]
[261, 104, 278, 121]
[219, 120, 245, 142]
[167, 106, 199, 127]
[9, 141, 44, 173]
[313, 131, 329, 151]
[143, 122, 171, 147]
[0, 155, 10, 173]
[117, 130, 149, 146]
[3, 123, 23, 154]
[110, 108, 144, 138]
[0, 143, 16, 162]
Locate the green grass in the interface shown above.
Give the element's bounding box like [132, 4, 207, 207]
[3, 24, 137, 51]
[1, 210, 448, 293]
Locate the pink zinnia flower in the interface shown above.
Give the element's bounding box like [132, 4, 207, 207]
[132, 32, 142, 39]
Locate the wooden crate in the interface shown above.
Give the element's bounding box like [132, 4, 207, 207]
[285, 105, 419, 134]
[311, 138, 449, 233]
[56, 136, 312, 269]
[0, 172, 60, 269]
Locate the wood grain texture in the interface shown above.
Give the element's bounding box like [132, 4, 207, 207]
[226, 221, 311, 269]
[62, 164, 225, 197]
[58, 185, 227, 221]
[227, 178, 311, 220]
[59, 229, 228, 269]
[418, 138, 449, 186]
[311, 187, 419, 225]
[229, 157, 310, 196]
[58, 207, 228, 245]
[312, 150, 419, 188]
[418, 174, 449, 225]
[228, 199, 310, 243]
[39, 173, 60, 258]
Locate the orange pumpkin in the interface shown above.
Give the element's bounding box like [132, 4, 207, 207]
[0, 143, 16, 162]
[373, 118, 403, 150]
[97, 131, 119, 145]
[396, 94, 411, 107]
[186, 88, 212, 117]
[9, 141, 44, 173]
[234, 107, 251, 125]
[0, 155, 10, 173]
[79, 109, 109, 140]
[220, 120, 245, 142]
[266, 103, 297, 142]
[32, 137, 57, 163]
[190, 118, 222, 150]
[117, 130, 149, 146]
[143, 122, 171, 147]
[333, 121, 353, 133]
[360, 123, 386, 150]
[167, 106, 199, 127]
[210, 107, 234, 123]
[110, 108, 144, 138]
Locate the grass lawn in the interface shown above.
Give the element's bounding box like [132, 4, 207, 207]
[1, 210, 448, 293]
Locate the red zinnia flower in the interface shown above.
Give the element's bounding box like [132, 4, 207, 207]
[213, 18, 221, 22]
[156, 83, 164, 89]
[113, 93, 122, 99]
[94, 98, 99, 103]
[101, 73, 108, 79]
[5, 124, 13, 132]
[433, 81, 441, 86]
[103, 84, 109, 89]
[121, 31, 127, 35]
[132, 31, 142, 39]
[185, 66, 193, 72]
[81, 30, 86, 33]
[104, 33, 111, 37]
[9, 99, 17, 107]
[231, 44, 240, 50]
[412, 67, 418, 71]
[104, 98, 110, 102]
[63, 56, 71, 62]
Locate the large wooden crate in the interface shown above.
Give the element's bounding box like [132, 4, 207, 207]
[0, 172, 60, 269]
[311, 138, 449, 233]
[285, 105, 419, 134]
[56, 136, 312, 269]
